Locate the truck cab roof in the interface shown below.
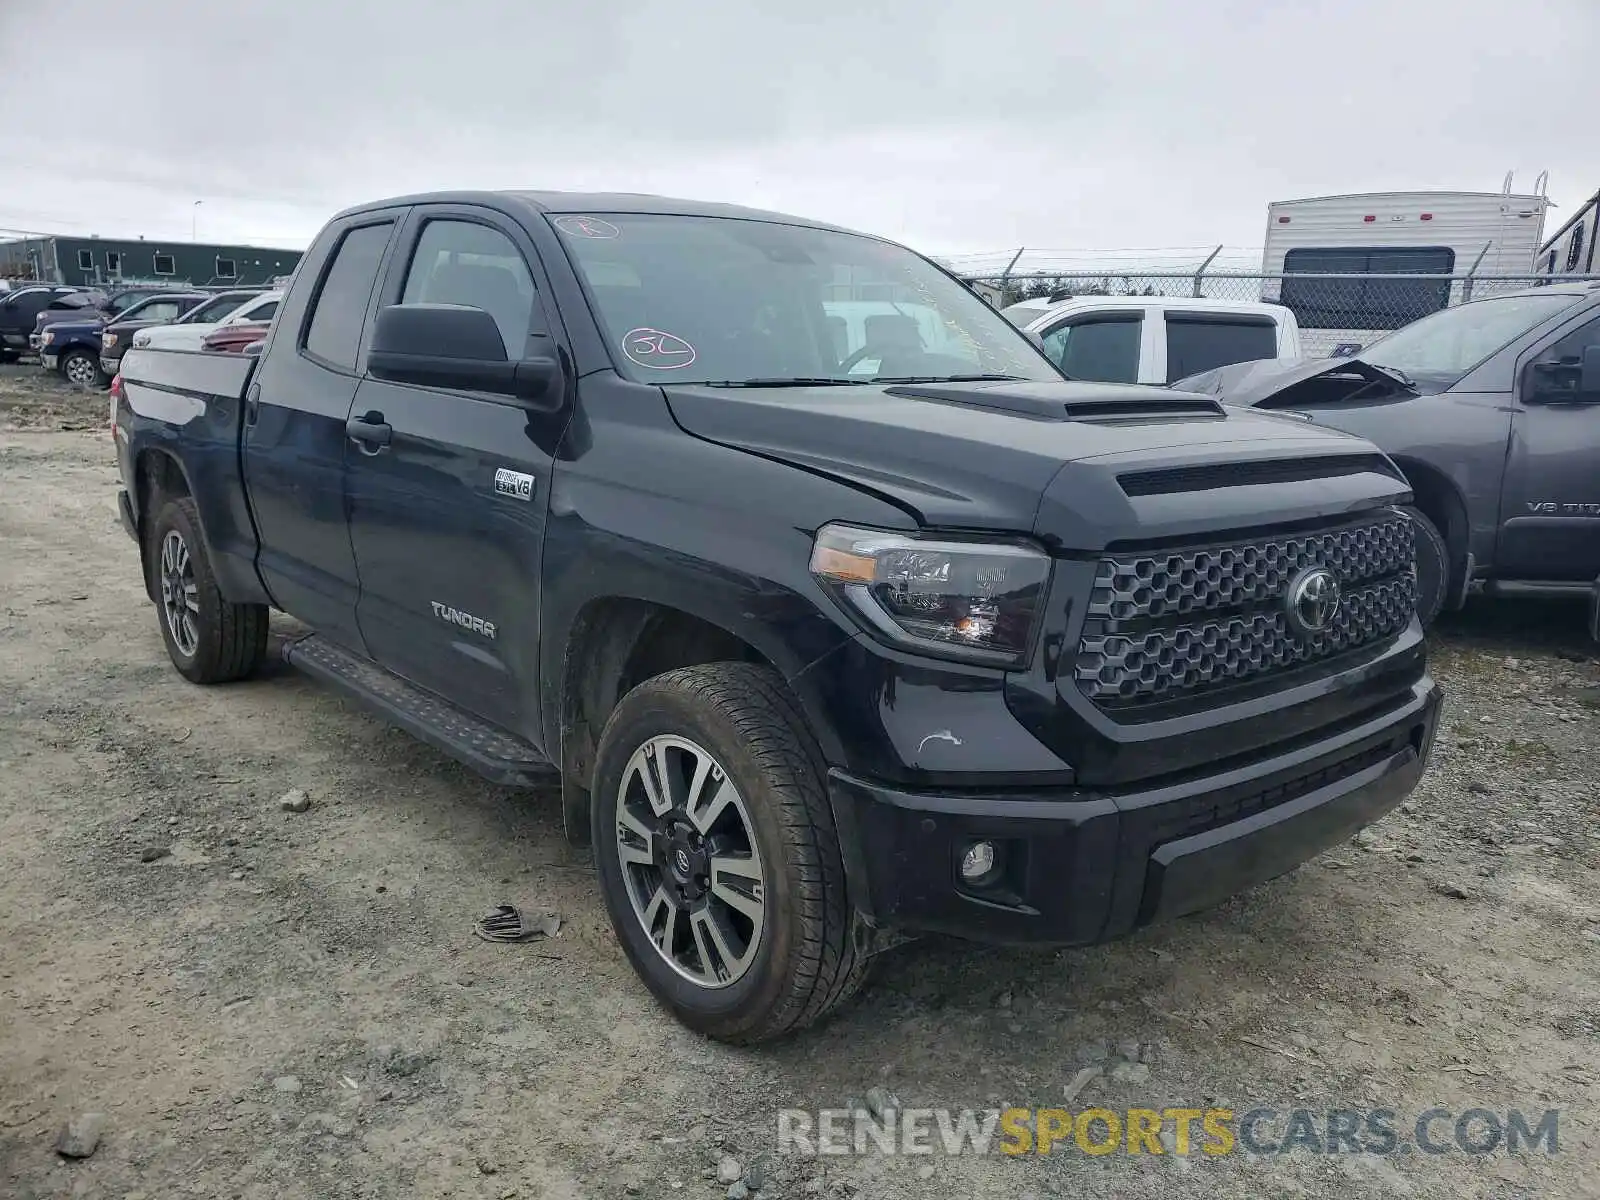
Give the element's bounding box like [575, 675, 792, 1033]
[335, 189, 854, 234]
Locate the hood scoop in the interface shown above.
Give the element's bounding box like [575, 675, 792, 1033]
[884, 380, 1225, 422]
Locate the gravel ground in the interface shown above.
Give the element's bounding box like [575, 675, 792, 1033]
[1, 366, 1597, 1199]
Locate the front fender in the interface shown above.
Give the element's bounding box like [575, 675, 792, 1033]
[536, 373, 914, 765]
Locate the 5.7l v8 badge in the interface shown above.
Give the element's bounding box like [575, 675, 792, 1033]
[494, 468, 535, 502]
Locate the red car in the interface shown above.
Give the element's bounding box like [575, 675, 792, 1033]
[200, 321, 271, 353]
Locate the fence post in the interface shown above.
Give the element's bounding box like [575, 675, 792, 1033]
[1192, 245, 1222, 297]
[1461, 244, 1490, 304]
[1000, 247, 1025, 303]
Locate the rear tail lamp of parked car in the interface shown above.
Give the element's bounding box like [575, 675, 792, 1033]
[107, 374, 124, 437]
[809, 523, 1050, 667]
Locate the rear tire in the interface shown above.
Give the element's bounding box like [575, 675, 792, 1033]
[148, 497, 269, 683]
[592, 663, 870, 1044]
[1403, 505, 1449, 628]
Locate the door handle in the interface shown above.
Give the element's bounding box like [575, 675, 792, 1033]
[244, 382, 261, 426]
[346, 413, 392, 452]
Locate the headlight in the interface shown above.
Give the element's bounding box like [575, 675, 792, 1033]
[809, 523, 1051, 667]
[39, 330, 53, 345]
[102, 332, 118, 348]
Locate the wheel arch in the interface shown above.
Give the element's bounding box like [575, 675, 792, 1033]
[1389, 454, 1471, 609]
[132, 447, 196, 602]
[555, 596, 805, 847]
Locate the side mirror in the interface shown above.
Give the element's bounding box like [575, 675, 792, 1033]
[367, 304, 563, 408]
[1527, 344, 1600, 404]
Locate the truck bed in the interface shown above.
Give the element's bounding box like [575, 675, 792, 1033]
[116, 347, 263, 604]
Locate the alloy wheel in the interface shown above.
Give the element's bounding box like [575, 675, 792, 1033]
[159, 529, 200, 657]
[614, 734, 766, 988]
[64, 354, 100, 385]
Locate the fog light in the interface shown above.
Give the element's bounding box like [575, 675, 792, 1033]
[960, 840, 997, 883]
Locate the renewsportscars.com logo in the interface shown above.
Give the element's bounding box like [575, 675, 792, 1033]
[776, 1106, 1561, 1158]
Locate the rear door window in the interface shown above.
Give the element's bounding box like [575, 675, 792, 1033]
[1164, 313, 1279, 382]
[1039, 315, 1141, 383]
[302, 223, 393, 371]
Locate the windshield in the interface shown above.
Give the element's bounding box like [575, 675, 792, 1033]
[1359, 293, 1582, 382]
[182, 293, 254, 323]
[553, 213, 1057, 385]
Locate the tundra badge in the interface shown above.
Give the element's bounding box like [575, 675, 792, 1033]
[494, 468, 535, 502]
[431, 602, 497, 640]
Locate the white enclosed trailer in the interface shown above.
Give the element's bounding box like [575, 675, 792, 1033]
[1260, 189, 1549, 354]
[1536, 187, 1600, 281]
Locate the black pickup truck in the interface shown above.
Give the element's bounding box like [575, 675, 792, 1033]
[112, 191, 1441, 1043]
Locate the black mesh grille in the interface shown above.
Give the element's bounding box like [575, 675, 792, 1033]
[1075, 511, 1416, 708]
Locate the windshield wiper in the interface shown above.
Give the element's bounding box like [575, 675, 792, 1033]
[697, 377, 860, 388]
[869, 373, 1029, 383]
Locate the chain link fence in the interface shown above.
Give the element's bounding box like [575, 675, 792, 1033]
[959, 269, 1600, 356]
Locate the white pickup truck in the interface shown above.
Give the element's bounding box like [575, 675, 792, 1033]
[1000, 295, 1302, 385]
[131, 291, 283, 352]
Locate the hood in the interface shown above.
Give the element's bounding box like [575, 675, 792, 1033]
[39, 316, 106, 337]
[1173, 355, 1447, 408]
[107, 316, 173, 336]
[662, 379, 1408, 548]
[36, 307, 107, 331]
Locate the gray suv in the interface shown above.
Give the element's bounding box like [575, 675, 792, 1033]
[1176, 283, 1600, 627]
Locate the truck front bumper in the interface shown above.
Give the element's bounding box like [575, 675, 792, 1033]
[39, 352, 57, 372]
[828, 677, 1441, 944]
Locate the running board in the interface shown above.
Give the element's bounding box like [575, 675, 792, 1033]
[1478, 579, 1594, 598]
[280, 634, 555, 786]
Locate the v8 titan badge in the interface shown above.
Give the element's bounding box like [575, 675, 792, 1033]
[494, 468, 535, 502]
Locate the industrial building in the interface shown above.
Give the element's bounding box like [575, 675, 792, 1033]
[0, 233, 303, 288]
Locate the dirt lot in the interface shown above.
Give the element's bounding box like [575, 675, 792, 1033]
[1, 365, 1597, 1199]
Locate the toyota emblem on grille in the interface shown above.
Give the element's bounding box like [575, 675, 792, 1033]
[1287, 567, 1341, 634]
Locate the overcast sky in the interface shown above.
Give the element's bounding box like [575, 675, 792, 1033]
[1, 0, 1595, 267]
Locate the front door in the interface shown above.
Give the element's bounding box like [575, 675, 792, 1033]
[1036, 311, 1145, 383]
[1497, 311, 1600, 581]
[344, 207, 564, 739]
[243, 215, 401, 647]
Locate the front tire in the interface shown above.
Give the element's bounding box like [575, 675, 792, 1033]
[592, 663, 870, 1044]
[60, 348, 104, 387]
[148, 497, 269, 683]
[1403, 505, 1449, 628]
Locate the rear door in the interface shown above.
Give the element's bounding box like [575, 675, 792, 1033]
[1496, 311, 1600, 580]
[243, 213, 403, 648]
[1159, 310, 1281, 384]
[344, 205, 563, 737]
